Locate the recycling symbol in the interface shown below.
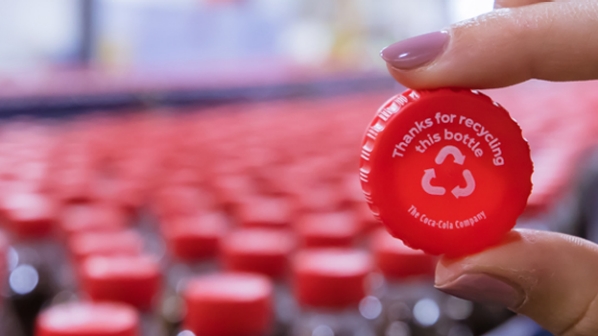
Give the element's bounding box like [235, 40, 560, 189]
[421, 145, 476, 199]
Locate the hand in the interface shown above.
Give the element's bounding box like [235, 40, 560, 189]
[436, 229, 598, 336]
[380, 1, 598, 335]
[380, 0, 598, 89]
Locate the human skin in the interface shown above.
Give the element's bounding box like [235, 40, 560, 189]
[379, 1, 598, 335]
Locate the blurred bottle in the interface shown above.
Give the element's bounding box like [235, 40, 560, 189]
[0, 231, 24, 336]
[235, 195, 295, 230]
[210, 174, 256, 214]
[79, 254, 164, 336]
[221, 228, 297, 336]
[68, 230, 144, 266]
[35, 302, 140, 336]
[296, 212, 360, 248]
[161, 212, 228, 288]
[370, 229, 475, 336]
[59, 203, 130, 239]
[160, 211, 229, 334]
[291, 249, 376, 336]
[181, 272, 274, 336]
[0, 191, 62, 335]
[65, 229, 145, 292]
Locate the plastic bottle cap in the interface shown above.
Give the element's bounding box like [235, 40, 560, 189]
[80, 255, 161, 310]
[293, 249, 371, 309]
[68, 230, 144, 264]
[36, 302, 139, 336]
[60, 204, 128, 237]
[355, 201, 382, 233]
[184, 272, 273, 336]
[56, 166, 94, 203]
[293, 184, 342, 213]
[370, 228, 436, 280]
[221, 228, 296, 279]
[296, 212, 360, 248]
[360, 89, 533, 256]
[236, 196, 293, 229]
[1, 192, 56, 237]
[162, 212, 229, 261]
[211, 175, 255, 208]
[154, 186, 213, 220]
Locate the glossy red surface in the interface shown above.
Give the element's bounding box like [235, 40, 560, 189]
[360, 89, 533, 256]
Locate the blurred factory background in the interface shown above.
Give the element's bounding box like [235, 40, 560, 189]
[0, 0, 491, 71]
[0, 0, 594, 335]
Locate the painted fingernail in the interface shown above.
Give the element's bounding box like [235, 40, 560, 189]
[435, 273, 524, 308]
[380, 31, 449, 70]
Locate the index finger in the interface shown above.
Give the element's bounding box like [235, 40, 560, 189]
[381, 1, 598, 89]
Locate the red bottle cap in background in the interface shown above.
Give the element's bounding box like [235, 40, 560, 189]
[36, 302, 139, 336]
[296, 212, 360, 248]
[60, 204, 129, 237]
[1, 192, 57, 238]
[68, 230, 144, 264]
[183, 273, 273, 336]
[54, 166, 95, 203]
[211, 174, 256, 209]
[80, 255, 161, 311]
[153, 185, 214, 220]
[235, 196, 294, 230]
[292, 183, 343, 213]
[354, 201, 382, 234]
[221, 228, 296, 279]
[293, 249, 371, 309]
[369, 229, 436, 280]
[162, 212, 229, 261]
[360, 89, 533, 256]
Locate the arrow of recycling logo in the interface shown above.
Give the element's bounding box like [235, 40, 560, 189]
[421, 145, 476, 199]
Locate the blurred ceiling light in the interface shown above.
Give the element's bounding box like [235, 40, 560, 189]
[413, 298, 440, 327]
[104, 0, 197, 7]
[448, 0, 494, 23]
[279, 20, 333, 66]
[9, 264, 39, 295]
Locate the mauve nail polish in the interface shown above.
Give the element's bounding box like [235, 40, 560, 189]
[435, 273, 524, 308]
[380, 31, 449, 70]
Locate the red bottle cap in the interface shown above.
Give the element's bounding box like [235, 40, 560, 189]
[36, 302, 139, 336]
[80, 255, 161, 311]
[55, 166, 94, 203]
[221, 228, 296, 279]
[60, 204, 129, 237]
[370, 229, 436, 280]
[68, 230, 144, 264]
[293, 249, 371, 309]
[183, 273, 273, 336]
[211, 175, 255, 208]
[293, 183, 342, 213]
[1, 192, 57, 238]
[355, 201, 382, 234]
[360, 89, 533, 256]
[153, 186, 213, 220]
[235, 196, 294, 230]
[162, 212, 229, 261]
[296, 212, 360, 248]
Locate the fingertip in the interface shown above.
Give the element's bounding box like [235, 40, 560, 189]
[384, 2, 598, 89]
[434, 230, 525, 286]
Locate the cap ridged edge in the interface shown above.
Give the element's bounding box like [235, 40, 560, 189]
[359, 88, 533, 254]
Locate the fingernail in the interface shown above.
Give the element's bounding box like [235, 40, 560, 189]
[435, 273, 524, 308]
[380, 30, 449, 70]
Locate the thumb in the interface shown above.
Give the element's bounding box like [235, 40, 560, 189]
[381, 1, 598, 89]
[435, 229, 598, 336]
